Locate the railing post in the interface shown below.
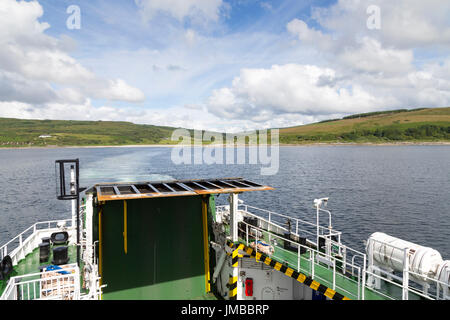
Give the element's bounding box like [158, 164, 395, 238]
[256, 231, 258, 254]
[362, 254, 366, 300]
[312, 251, 315, 279]
[357, 267, 361, 300]
[229, 193, 239, 242]
[402, 249, 409, 300]
[246, 223, 249, 246]
[333, 258, 336, 290]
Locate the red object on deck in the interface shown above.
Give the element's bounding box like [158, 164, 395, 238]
[245, 278, 253, 296]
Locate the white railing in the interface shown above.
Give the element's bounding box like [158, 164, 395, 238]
[0, 219, 74, 263]
[236, 219, 365, 300]
[218, 203, 448, 300]
[1, 264, 80, 300]
[366, 237, 450, 300]
[218, 204, 367, 288]
[235, 204, 342, 239]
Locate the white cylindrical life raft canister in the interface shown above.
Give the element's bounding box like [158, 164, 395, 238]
[366, 232, 443, 283]
[435, 260, 450, 297]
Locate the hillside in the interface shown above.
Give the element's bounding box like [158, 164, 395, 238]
[278, 107, 450, 144]
[0, 118, 180, 147]
[0, 107, 449, 148]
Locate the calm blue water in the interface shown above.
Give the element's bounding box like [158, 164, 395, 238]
[0, 146, 449, 258]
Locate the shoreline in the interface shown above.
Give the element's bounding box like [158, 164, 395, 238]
[1, 141, 450, 150]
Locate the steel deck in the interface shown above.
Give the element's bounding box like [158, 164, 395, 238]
[0, 245, 80, 297]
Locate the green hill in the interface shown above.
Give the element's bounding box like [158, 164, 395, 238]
[0, 107, 449, 148]
[0, 118, 181, 147]
[278, 107, 450, 144]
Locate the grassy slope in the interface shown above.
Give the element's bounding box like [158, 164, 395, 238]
[0, 118, 180, 147]
[0, 107, 449, 147]
[278, 107, 450, 144]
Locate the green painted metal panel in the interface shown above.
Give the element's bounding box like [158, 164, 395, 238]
[100, 196, 207, 300]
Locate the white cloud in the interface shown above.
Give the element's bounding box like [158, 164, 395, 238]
[311, 0, 450, 49]
[287, 19, 335, 52]
[206, 64, 388, 121]
[337, 37, 414, 75]
[135, 0, 224, 22]
[0, 0, 145, 107]
[2, 0, 450, 133]
[203, 0, 450, 126]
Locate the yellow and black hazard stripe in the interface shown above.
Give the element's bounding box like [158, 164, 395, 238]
[226, 240, 350, 300]
[228, 275, 238, 300]
[231, 243, 244, 267]
[227, 242, 244, 299]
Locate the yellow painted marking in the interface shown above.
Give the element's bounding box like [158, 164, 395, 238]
[324, 288, 336, 299]
[255, 252, 262, 261]
[343, 296, 351, 300]
[230, 287, 237, 297]
[297, 273, 306, 283]
[285, 268, 294, 277]
[202, 198, 211, 292]
[310, 280, 320, 291]
[274, 262, 282, 271]
[264, 257, 272, 265]
[123, 200, 127, 254]
[246, 247, 253, 255]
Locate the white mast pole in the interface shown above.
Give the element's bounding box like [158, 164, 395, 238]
[70, 165, 76, 230]
[230, 193, 239, 242]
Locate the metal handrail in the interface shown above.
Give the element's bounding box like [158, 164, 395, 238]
[232, 204, 367, 275]
[221, 201, 447, 300]
[1, 264, 80, 300]
[0, 219, 73, 259]
[238, 204, 342, 237]
[238, 219, 364, 299]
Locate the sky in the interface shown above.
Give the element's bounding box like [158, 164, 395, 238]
[1, 0, 450, 132]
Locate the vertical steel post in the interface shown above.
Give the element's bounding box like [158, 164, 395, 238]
[316, 205, 319, 250]
[229, 193, 239, 242]
[76, 159, 80, 267]
[402, 249, 409, 300]
[85, 194, 93, 264]
[70, 166, 76, 233]
[229, 193, 239, 299]
[362, 253, 366, 300]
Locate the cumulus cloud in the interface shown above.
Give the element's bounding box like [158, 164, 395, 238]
[0, 0, 145, 107]
[135, 0, 224, 22]
[206, 64, 389, 121]
[315, 0, 450, 49]
[287, 19, 336, 52]
[203, 0, 450, 127]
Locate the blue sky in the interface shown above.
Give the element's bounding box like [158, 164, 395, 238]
[36, 0, 335, 109]
[1, 0, 449, 131]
